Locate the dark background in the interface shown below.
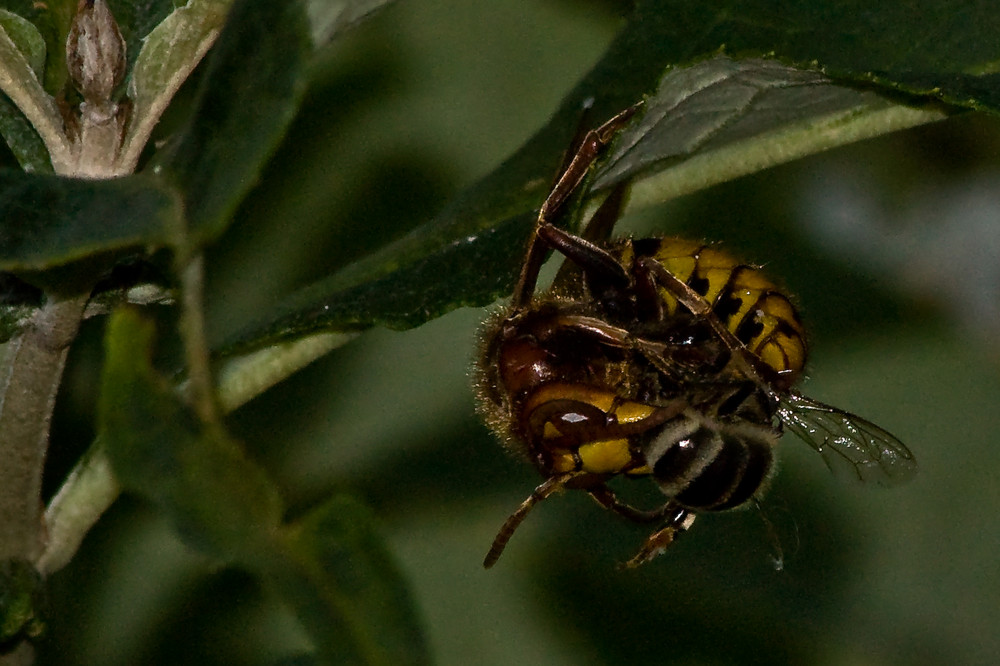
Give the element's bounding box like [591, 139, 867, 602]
[41, 0, 1000, 664]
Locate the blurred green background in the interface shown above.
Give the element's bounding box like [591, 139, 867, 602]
[39, 0, 1000, 664]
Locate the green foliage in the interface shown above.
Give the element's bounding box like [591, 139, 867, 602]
[270, 496, 430, 666]
[0, 559, 44, 643]
[0, 11, 44, 79]
[0, 172, 179, 273]
[150, 0, 312, 244]
[99, 309, 427, 665]
[99, 309, 285, 559]
[0, 0, 997, 663]
[221, 0, 999, 352]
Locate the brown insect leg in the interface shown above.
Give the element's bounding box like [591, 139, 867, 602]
[587, 485, 676, 524]
[512, 103, 642, 307]
[537, 223, 630, 287]
[623, 507, 697, 569]
[483, 473, 574, 568]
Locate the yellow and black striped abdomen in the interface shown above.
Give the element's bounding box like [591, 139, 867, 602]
[620, 237, 807, 378]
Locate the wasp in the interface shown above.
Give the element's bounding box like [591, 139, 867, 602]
[474, 104, 917, 568]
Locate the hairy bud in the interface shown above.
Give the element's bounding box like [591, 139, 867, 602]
[66, 0, 126, 103]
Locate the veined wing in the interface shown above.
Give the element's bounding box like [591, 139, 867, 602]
[776, 393, 916, 486]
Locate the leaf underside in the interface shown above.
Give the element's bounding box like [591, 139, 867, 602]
[221, 0, 1000, 355]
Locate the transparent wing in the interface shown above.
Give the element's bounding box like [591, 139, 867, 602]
[775, 393, 917, 486]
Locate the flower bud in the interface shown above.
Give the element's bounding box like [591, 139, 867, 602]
[66, 0, 126, 103]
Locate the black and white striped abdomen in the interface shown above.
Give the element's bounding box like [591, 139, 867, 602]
[643, 410, 778, 511]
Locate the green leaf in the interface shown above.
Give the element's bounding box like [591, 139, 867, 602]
[265, 496, 430, 666]
[99, 310, 429, 664]
[0, 8, 69, 167]
[0, 11, 50, 171]
[150, 0, 312, 243]
[119, 0, 231, 173]
[0, 94, 53, 172]
[98, 308, 285, 560]
[0, 0, 72, 94]
[0, 9, 45, 78]
[303, 0, 396, 45]
[105, 0, 176, 73]
[222, 0, 993, 353]
[0, 558, 44, 643]
[592, 56, 946, 208]
[653, 0, 1000, 110]
[0, 171, 180, 274]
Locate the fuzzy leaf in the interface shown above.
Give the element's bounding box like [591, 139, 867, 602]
[0, 10, 44, 78]
[263, 496, 430, 666]
[0, 0, 71, 94]
[0, 171, 180, 275]
[220, 0, 1000, 353]
[98, 309, 284, 560]
[303, 0, 396, 45]
[119, 0, 230, 172]
[0, 558, 44, 643]
[99, 311, 427, 663]
[0, 7, 68, 166]
[149, 0, 311, 243]
[0, 94, 50, 172]
[592, 57, 947, 207]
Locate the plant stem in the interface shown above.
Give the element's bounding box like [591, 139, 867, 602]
[36, 441, 119, 576]
[0, 293, 87, 563]
[177, 254, 218, 424]
[40, 330, 356, 574]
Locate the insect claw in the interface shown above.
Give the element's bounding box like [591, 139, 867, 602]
[622, 510, 696, 569]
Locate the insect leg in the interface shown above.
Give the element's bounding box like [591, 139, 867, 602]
[536, 312, 632, 347]
[587, 485, 676, 524]
[631, 251, 666, 321]
[552, 182, 630, 294]
[512, 103, 641, 306]
[536, 311, 703, 384]
[538, 103, 641, 229]
[483, 472, 575, 568]
[623, 507, 697, 569]
[537, 223, 630, 287]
